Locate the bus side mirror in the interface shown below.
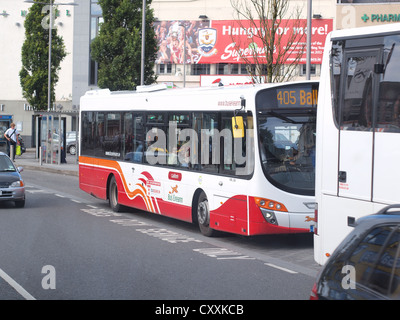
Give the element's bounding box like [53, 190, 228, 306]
[232, 116, 244, 138]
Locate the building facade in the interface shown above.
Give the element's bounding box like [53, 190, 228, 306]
[0, 0, 399, 146]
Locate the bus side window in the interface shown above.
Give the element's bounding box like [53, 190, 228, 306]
[221, 112, 254, 177]
[104, 112, 122, 158]
[193, 112, 219, 173]
[94, 112, 105, 157]
[133, 114, 144, 163]
[81, 111, 94, 156]
[341, 55, 375, 131]
[123, 113, 133, 159]
[376, 37, 400, 132]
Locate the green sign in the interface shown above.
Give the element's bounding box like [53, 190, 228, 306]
[361, 13, 400, 23]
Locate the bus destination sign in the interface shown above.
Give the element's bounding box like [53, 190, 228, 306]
[276, 88, 318, 108]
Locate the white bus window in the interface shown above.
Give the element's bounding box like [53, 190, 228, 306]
[103, 113, 122, 158]
[331, 41, 344, 126]
[341, 54, 376, 131]
[94, 112, 105, 157]
[377, 36, 400, 132]
[220, 113, 253, 177]
[124, 113, 144, 163]
[193, 112, 219, 173]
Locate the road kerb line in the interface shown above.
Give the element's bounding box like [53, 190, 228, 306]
[0, 268, 36, 300]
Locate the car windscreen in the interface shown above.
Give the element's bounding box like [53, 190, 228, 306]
[0, 155, 16, 172]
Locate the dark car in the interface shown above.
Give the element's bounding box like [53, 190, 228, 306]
[0, 152, 25, 208]
[311, 204, 400, 300]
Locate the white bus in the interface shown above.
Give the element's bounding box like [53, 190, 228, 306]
[314, 23, 400, 265]
[79, 81, 318, 237]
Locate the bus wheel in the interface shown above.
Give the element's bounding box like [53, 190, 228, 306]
[196, 192, 215, 237]
[109, 176, 122, 212]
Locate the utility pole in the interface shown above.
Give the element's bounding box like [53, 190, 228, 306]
[306, 0, 312, 80]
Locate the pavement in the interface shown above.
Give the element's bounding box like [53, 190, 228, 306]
[13, 148, 79, 176]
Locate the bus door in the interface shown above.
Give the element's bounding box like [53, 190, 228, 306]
[209, 113, 253, 235]
[337, 48, 381, 201]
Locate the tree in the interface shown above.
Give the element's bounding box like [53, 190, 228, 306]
[20, 1, 67, 110]
[90, 0, 158, 91]
[230, 0, 306, 83]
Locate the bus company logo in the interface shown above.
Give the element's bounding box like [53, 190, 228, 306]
[169, 185, 178, 194]
[198, 28, 218, 57]
[168, 185, 183, 203]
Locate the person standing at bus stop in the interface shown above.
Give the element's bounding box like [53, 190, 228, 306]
[4, 122, 19, 160]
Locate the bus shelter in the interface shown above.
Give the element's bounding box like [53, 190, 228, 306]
[33, 110, 79, 165]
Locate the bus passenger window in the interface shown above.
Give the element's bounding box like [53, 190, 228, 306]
[341, 55, 375, 131]
[193, 112, 219, 173]
[123, 113, 133, 158]
[103, 113, 122, 158]
[376, 37, 400, 132]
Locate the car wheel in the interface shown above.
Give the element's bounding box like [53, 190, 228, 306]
[196, 191, 215, 237]
[69, 145, 76, 155]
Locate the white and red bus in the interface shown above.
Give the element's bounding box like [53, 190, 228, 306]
[79, 81, 318, 237]
[314, 23, 400, 265]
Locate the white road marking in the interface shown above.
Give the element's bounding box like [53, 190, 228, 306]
[55, 194, 66, 198]
[0, 268, 36, 300]
[264, 263, 298, 274]
[110, 218, 151, 227]
[136, 228, 203, 244]
[193, 248, 255, 260]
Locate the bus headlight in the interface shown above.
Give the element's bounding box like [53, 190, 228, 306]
[254, 197, 287, 212]
[255, 197, 287, 225]
[260, 208, 278, 225]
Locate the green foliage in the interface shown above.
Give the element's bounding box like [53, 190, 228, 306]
[19, 2, 67, 110]
[91, 0, 158, 90]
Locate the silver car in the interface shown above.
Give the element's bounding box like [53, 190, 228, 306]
[0, 152, 25, 207]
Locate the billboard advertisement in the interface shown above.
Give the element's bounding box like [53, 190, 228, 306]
[154, 19, 333, 65]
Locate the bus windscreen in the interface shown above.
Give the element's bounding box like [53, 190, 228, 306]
[256, 83, 318, 196]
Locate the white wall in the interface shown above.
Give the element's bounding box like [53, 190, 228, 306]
[0, 0, 75, 103]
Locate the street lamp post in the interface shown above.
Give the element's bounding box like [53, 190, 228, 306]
[306, 0, 312, 80]
[179, 23, 187, 87]
[140, 0, 146, 86]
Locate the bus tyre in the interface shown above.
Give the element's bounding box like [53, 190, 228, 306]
[109, 176, 122, 212]
[196, 192, 215, 237]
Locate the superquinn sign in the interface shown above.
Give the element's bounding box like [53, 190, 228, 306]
[154, 19, 333, 65]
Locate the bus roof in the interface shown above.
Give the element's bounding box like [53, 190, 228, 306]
[330, 22, 400, 41]
[80, 81, 318, 112]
